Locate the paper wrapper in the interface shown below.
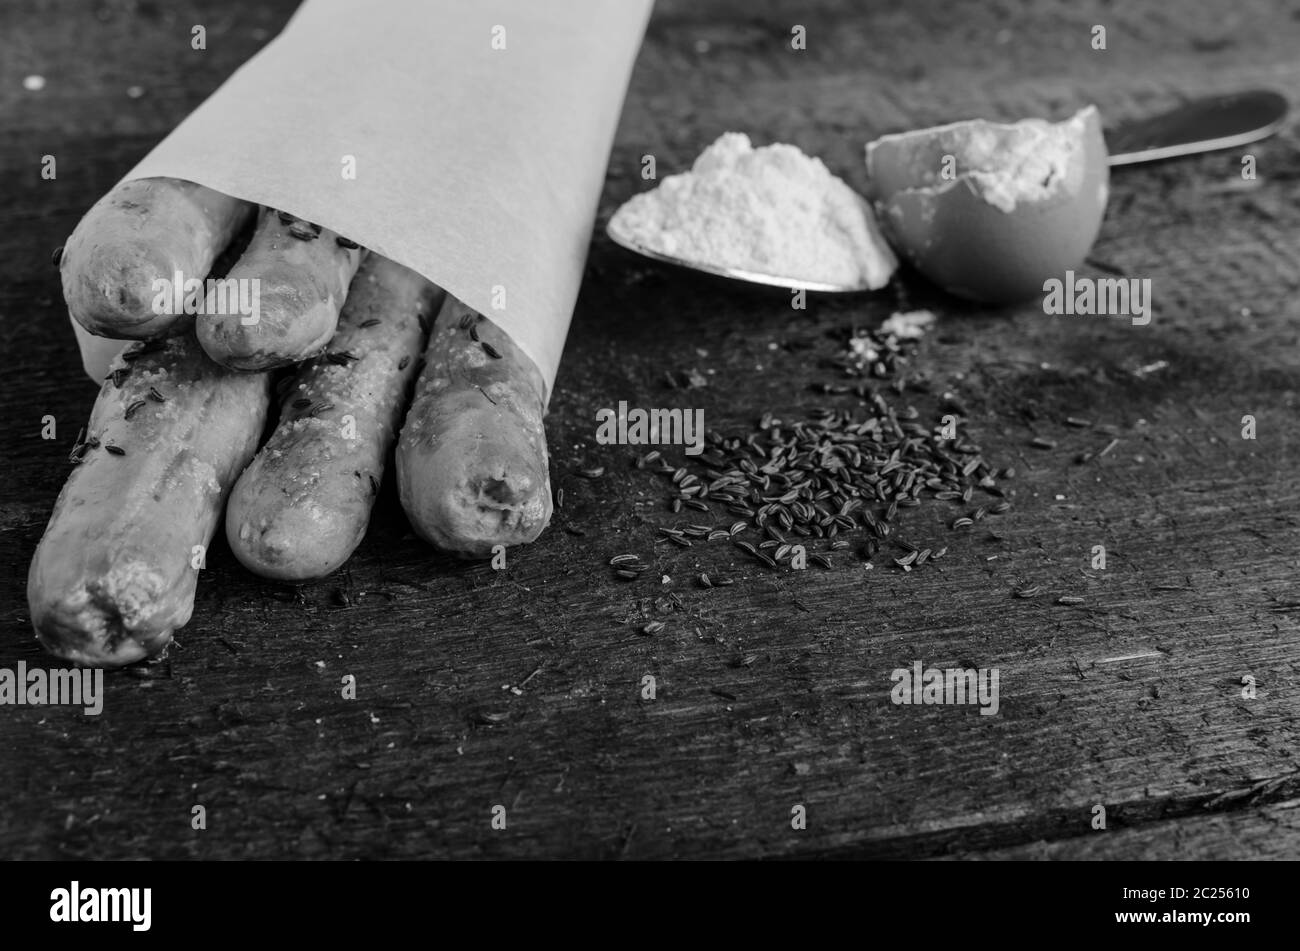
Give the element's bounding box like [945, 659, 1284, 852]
[72, 0, 653, 403]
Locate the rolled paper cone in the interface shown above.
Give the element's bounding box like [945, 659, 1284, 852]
[70, 0, 653, 401]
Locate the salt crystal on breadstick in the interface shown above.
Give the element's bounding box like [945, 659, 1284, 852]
[60, 177, 255, 339]
[396, 296, 552, 558]
[196, 207, 365, 370]
[226, 256, 443, 581]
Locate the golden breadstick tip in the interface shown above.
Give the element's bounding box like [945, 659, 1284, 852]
[397, 296, 552, 558]
[197, 207, 365, 370]
[61, 178, 254, 339]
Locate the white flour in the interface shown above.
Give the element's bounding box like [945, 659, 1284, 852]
[610, 132, 897, 288]
[867, 112, 1088, 213]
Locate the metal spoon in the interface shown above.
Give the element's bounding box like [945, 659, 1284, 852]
[1106, 89, 1288, 166]
[607, 89, 1290, 292]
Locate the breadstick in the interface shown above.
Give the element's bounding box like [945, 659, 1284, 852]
[60, 177, 255, 339]
[28, 333, 272, 666]
[196, 207, 365, 370]
[396, 296, 552, 558]
[226, 256, 443, 581]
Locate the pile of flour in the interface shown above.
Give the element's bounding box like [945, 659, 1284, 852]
[609, 132, 897, 289]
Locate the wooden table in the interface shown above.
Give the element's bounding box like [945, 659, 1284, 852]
[2, 0, 1298, 860]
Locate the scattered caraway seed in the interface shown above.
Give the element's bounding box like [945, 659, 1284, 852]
[276, 210, 296, 225]
[697, 573, 713, 588]
[359, 318, 381, 328]
[397, 355, 411, 371]
[147, 386, 166, 402]
[641, 621, 665, 635]
[469, 324, 480, 342]
[109, 367, 129, 388]
[609, 554, 640, 566]
[327, 351, 358, 366]
[1065, 417, 1091, 428]
[335, 236, 360, 249]
[292, 397, 312, 409]
[634, 385, 1009, 578]
[1098, 438, 1119, 458]
[614, 569, 640, 580]
[288, 225, 319, 241]
[369, 475, 380, 496]
[1030, 436, 1056, 449]
[810, 553, 833, 569]
[123, 399, 146, 420]
[1014, 585, 1043, 598]
[52, 246, 63, 267]
[1057, 596, 1085, 605]
[104, 444, 125, 456]
[482, 342, 502, 359]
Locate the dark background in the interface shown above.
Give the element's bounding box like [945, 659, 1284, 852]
[1, 0, 1298, 859]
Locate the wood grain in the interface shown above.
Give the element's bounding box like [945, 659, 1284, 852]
[1, 0, 1298, 860]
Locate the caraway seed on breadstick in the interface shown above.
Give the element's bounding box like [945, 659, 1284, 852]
[396, 295, 552, 558]
[226, 256, 443, 581]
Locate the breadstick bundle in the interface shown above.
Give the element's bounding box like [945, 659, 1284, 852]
[32, 0, 652, 665]
[35, 176, 557, 666]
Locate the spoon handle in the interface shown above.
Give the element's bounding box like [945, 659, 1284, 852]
[1106, 89, 1289, 166]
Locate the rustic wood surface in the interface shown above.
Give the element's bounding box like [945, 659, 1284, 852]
[2, 0, 1298, 860]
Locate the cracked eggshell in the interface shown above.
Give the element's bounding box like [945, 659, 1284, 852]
[865, 106, 1109, 303]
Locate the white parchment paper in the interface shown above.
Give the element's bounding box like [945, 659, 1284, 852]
[73, 0, 653, 401]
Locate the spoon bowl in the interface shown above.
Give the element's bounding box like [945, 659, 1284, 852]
[604, 220, 876, 293]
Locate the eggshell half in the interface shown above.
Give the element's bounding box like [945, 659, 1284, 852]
[865, 106, 1109, 303]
